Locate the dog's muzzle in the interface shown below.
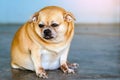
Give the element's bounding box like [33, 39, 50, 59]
[43, 29, 53, 39]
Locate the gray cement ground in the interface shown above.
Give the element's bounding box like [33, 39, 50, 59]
[0, 24, 120, 80]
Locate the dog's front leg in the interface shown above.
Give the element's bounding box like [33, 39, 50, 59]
[31, 48, 48, 78]
[60, 46, 75, 74]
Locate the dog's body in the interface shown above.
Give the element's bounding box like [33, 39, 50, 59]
[11, 6, 77, 78]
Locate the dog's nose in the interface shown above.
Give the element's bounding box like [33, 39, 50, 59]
[44, 29, 51, 36]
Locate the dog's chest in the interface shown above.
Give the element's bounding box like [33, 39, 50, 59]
[40, 48, 63, 70]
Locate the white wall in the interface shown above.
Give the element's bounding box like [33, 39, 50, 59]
[0, 0, 119, 23]
[73, 0, 120, 23]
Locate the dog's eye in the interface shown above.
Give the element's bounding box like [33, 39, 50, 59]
[51, 23, 59, 27]
[39, 24, 44, 28]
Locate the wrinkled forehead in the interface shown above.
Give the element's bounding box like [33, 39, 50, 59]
[39, 10, 64, 24]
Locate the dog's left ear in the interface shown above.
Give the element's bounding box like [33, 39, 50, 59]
[64, 12, 76, 22]
[29, 12, 39, 23]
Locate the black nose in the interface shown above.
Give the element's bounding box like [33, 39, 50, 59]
[44, 29, 51, 36]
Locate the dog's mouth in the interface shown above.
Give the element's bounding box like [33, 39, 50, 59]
[43, 35, 54, 40]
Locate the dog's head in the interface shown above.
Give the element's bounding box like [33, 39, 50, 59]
[29, 6, 75, 42]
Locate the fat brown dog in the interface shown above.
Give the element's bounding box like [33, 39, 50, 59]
[11, 6, 77, 78]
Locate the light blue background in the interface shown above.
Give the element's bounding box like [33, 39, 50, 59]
[0, 0, 119, 23]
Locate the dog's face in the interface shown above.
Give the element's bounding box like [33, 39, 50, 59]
[30, 6, 75, 42]
[38, 11, 66, 41]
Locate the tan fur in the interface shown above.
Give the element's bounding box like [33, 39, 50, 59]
[11, 6, 76, 78]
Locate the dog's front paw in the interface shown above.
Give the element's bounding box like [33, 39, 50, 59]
[36, 67, 48, 78]
[67, 68, 75, 74]
[60, 64, 75, 74]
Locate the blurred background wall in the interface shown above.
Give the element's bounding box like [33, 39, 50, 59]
[0, 0, 120, 24]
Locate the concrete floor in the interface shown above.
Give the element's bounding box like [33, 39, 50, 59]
[0, 24, 120, 80]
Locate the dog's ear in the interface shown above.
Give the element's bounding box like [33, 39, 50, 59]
[64, 12, 76, 22]
[29, 12, 39, 23]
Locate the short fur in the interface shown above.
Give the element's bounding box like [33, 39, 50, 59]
[11, 6, 76, 78]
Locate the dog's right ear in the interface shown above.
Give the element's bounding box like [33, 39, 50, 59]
[29, 12, 39, 23]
